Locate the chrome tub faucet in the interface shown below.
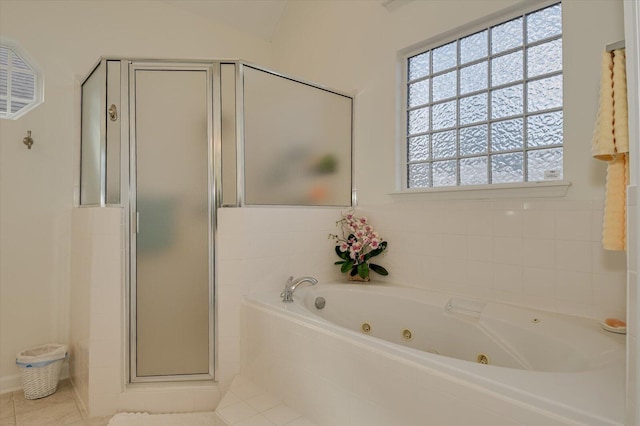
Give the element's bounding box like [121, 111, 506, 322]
[280, 276, 318, 303]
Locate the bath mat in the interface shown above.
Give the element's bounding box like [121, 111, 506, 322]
[108, 412, 218, 425]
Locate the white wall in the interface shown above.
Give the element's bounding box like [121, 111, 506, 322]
[0, 0, 273, 391]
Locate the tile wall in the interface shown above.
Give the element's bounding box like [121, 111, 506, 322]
[361, 198, 627, 321]
[70, 207, 221, 417]
[69, 207, 124, 416]
[219, 199, 626, 322]
[216, 207, 343, 396]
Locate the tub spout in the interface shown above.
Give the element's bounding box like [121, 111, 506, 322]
[280, 276, 318, 303]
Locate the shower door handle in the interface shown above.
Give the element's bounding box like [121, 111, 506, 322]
[136, 211, 140, 234]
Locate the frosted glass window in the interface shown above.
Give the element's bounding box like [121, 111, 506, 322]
[432, 160, 457, 187]
[404, 2, 562, 188]
[460, 31, 488, 64]
[0, 43, 42, 119]
[527, 148, 563, 181]
[460, 125, 488, 156]
[527, 75, 563, 112]
[527, 39, 563, 78]
[408, 107, 430, 134]
[432, 130, 456, 159]
[492, 51, 523, 87]
[527, 111, 563, 148]
[432, 70, 457, 102]
[432, 101, 456, 130]
[459, 93, 487, 126]
[408, 135, 429, 161]
[491, 84, 523, 119]
[408, 52, 430, 80]
[460, 157, 488, 185]
[408, 163, 430, 188]
[408, 79, 429, 107]
[492, 152, 524, 183]
[527, 4, 562, 43]
[243, 66, 352, 206]
[460, 62, 488, 95]
[492, 119, 523, 152]
[432, 42, 457, 73]
[491, 18, 523, 54]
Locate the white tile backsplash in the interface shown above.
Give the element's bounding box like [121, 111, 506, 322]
[555, 209, 592, 241]
[493, 209, 523, 237]
[467, 236, 493, 262]
[555, 240, 593, 272]
[356, 198, 626, 320]
[523, 210, 556, 239]
[522, 239, 556, 268]
[493, 237, 522, 265]
[466, 209, 493, 236]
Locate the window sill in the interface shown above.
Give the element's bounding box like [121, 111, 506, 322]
[389, 180, 571, 200]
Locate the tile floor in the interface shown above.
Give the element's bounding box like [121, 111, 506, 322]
[0, 380, 111, 426]
[215, 376, 317, 426]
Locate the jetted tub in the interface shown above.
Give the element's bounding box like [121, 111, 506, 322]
[241, 282, 625, 425]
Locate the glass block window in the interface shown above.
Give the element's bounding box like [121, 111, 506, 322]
[0, 43, 43, 120]
[404, 3, 563, 189]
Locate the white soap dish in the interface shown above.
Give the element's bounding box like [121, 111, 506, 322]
[601, 322, 626, 334]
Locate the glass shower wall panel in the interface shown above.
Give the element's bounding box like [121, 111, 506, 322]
[105, 61, 121, 204]
[134, 69, 210, 377]
[220, 63, 237, 206]
[80, 62, 105, 205]
[243, 66, 352, 206]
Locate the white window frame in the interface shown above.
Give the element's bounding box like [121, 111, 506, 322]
[0, 40, 44, 120]
[396, 0, 570, 198]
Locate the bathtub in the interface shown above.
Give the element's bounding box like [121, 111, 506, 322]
[240, 282, 625, 425]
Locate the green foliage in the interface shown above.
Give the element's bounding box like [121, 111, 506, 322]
[369, 263, 389, 276]
[357, 263, 370, 279]
[341, 260, 354, 274]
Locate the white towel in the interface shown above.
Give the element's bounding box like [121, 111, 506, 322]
[592, 49, 629, 251]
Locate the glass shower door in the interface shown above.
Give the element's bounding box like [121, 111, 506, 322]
[131, 65, 213, 380]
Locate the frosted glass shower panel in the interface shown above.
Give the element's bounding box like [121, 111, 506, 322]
[80, 62, 104, 205]
[105, 61, 121, 204]
[243, 66, 353, 206]
[134, 69, 210, 377]
[80, 60, 121, 205]
[221, 64, 237, 206]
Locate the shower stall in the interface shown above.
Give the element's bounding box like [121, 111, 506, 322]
[81, 60, 218, 383]
[74, 56, 353, 409]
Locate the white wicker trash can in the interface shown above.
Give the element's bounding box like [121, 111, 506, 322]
[16, 343, 68, 399]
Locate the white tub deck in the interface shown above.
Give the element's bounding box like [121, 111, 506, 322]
[241, 282, 625, 426]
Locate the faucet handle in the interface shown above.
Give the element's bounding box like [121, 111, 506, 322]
[280, 276, 294, 298]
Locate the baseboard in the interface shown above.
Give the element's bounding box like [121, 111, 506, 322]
[0, 364, 70, 395]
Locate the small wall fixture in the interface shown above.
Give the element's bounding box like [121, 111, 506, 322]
[23, 130, 33, 149]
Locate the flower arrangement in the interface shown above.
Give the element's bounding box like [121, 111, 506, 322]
[330, 212, 388, 281]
